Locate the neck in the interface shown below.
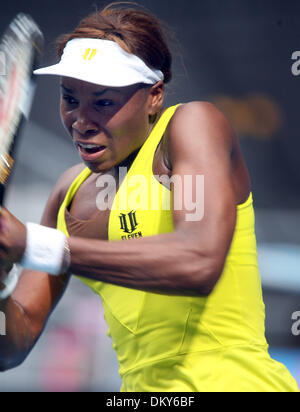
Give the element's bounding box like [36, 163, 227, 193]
[117, 148, 141, 170]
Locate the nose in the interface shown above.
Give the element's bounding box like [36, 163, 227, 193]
[72, 109, 99, 137]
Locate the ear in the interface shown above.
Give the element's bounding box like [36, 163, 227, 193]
[147, 81, 165, 116]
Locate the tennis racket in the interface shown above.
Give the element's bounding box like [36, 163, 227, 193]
[0, 13, 44, 207]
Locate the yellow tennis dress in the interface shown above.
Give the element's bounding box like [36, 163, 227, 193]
[57, 105, 299, 392]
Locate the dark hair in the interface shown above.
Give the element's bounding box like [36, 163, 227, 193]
[56, 2, 172, 83]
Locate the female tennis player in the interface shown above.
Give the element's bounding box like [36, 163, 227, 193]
[0, 2, 298, 392]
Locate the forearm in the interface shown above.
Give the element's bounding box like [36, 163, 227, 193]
[68, 231, 216, 296]
[0, 297, 33, 371]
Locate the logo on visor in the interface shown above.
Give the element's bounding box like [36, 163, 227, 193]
[83, 48, 98, 61]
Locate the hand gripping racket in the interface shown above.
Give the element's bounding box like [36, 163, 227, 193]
[0, 13, 44, 207]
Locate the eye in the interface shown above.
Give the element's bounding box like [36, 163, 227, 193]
[95, 99, 114, 108]
[62, 95, 78, 106]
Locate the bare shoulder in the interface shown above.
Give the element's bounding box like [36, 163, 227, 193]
[164, 102, 236, 167]
[56, 163, 87, 202]
[173, 101, 231, 120]
[168, 101, 235, 142]
[41, 163, 86, 227]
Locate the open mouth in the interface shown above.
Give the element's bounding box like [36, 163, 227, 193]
[76, 142, 107, 161]
[76, 142, 106, 154]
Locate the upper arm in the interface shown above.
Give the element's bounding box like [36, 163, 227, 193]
[166, 102, 238, 283]
[12, 163, 84, 338]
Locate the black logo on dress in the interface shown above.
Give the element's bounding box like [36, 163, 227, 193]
[119, 211, 138, 234]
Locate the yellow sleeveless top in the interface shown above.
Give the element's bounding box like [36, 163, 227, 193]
[57, 105, 299, 392]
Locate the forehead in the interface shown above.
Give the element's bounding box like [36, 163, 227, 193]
[61, 77, 108, 93]
[60, 76, 145, 96]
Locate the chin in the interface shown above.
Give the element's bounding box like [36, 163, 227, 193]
[84, 160, 114, 174]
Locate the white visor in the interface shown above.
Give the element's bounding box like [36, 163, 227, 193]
[34, 38, 164, 87]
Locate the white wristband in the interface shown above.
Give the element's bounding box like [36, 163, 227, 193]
[0, 265, 21, 301]
[21, 223, 67, 276]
